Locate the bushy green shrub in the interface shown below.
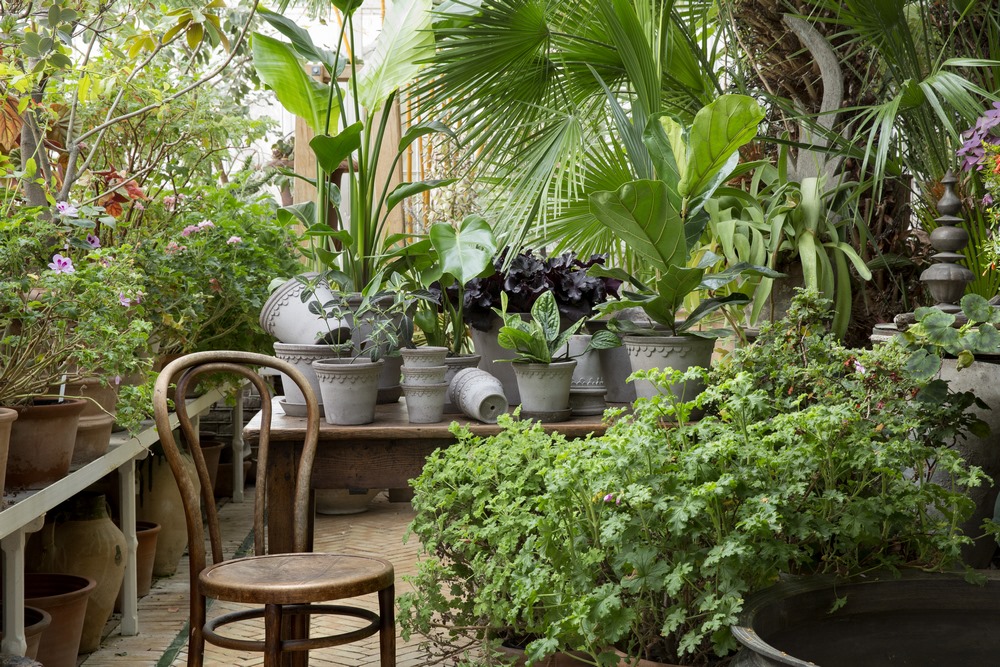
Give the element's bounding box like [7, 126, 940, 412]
[400, 291, 988, 667]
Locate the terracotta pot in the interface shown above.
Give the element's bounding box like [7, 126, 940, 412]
[64, 376, 119, 466]
[137, 453, 200, 576]
[197, 439, 225, 493]
[215, 460, 252, 498]
[0, 408, 16, 503]
[24, 573, 96, 667]
[0, 606, 51, 661]
[7, 399, 87, 489]
[115, 520, 161, 611]
[27, 494, 126, 653]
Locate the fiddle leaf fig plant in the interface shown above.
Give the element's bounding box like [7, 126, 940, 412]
[589, 95, 782, 336]
[896, 294, 1000, 381]
[494, 290, 618, 364]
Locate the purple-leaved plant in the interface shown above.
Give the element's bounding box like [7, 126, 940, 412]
[957, 102, 1000, 172]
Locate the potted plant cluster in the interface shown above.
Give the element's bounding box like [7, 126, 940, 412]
[400, 291, 988, 666]
[0, 210, 151, 490]
[463, 248, 622, 402]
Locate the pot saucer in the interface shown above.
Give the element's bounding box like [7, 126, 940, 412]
[278, 399, 324, 417]
[517, 407, 573, 423]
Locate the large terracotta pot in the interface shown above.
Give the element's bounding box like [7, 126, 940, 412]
[24, 573, 96, 667]
[27, 494, 126, 653]
[0, 408, 16, 503]
[7, 399, 87, 489]
[64, 376, 118, 466]
[115, 520, 161, 611]
[137, 453, 200, 576]
[4, 606, 51, 661]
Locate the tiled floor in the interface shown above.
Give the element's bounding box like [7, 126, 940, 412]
[79, 490, 426, 667]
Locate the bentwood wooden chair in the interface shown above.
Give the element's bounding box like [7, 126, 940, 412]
[153, 351, 395, 667]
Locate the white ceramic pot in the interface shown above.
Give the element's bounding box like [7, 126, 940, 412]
[312, 358, 385, 425]
[401, 365, 447, 386]
[259, 274, 350, 345]
[401, 382, 449, 423]
[512, 360, 577, 417]
[400, 346, 449, 367]
[443, 354, 482, 413]
[568, 335, 607, 416]
[449, 368, 507, 424]
[273, 342, 330, 415]
[623, 334, 714, 401]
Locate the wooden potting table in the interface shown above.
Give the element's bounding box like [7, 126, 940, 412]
[244, 397, 611, 554]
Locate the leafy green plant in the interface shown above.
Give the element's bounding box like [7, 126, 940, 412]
[413, 215, 497, 356]
[401, 290, 988, 666]
[0, 214, 151, 407]
[589, 95, 782, 336]
[895, 294, 1000, 381]
[494, 290, 618, 364]
[253, 0, 455, 290]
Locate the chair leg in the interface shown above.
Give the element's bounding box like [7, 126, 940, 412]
[264, 603, 283, 667]
[189, 593, 206, 667]
[378, 585, 396, 666]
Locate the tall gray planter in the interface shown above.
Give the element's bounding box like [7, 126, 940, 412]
[623, 334, 714, 402]
[937, 359, 1000, 568]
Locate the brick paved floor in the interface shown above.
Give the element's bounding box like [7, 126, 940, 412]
[79, 490, 426, 667]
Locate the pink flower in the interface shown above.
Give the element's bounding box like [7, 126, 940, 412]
[181, 225, 200, 237]
[165, 241, 186, 254]
[48, 253, 75, 274]
[119, 293, 132, 307]
[134, 202, 145, 211]
[86, 234, 101, 249]
[227, 235, 242, 245]
[114, 375, 122, 386]
[984, 193, 994, 207]
[197, 220, 214, 229]
[163, 195, 177, 211]
[209, 277, 222, 293]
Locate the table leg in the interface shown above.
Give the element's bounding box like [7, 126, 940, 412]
[118, 457, 139, 635]
[1, 515, 43, 656]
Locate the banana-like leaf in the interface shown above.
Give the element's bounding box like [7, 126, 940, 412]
[252, 33, 337, 134]
[677, 292, 750, 333]
[356, 0, 434, 112]
[257, 8, 340, 74]
[590, 180, 684, 271]
[399, 120, 458, 153]
[386, 179, 458, 214]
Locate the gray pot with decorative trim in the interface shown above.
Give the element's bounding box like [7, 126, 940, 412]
[623, 334, 714, 401]
[568, 335, 607, 416]
[401, 365, 447, 386]
[512, 360, 577, 421]
[449, 367, 507, 423]
[312, 358, 385, 425]
[259, 274, 349, 345]
[273, 342, 329, 417]
[401, 346, 449, 368]
[402, 382, 449, 423]
[443, 354, 482, 413]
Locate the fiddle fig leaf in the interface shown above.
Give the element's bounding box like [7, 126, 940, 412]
[680, 95, 764, 202]
[590, 179, 685, 272]
[310, 123, 362, 174]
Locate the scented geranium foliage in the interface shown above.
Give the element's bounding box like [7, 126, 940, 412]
[139, 181, 302, 355]
[0, 213, 150, 406]
[401, 290, 987, 667]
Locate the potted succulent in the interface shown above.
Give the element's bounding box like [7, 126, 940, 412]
[464, 248, 622, 402]
[588, 95, 781, 401]
[494, 290, 618, 420]
[400, 291, 987, 666]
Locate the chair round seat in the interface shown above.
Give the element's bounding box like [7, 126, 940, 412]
[200, 552, 394, 605]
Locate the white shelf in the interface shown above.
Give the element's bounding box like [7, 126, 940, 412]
[0, 387, 228, 656]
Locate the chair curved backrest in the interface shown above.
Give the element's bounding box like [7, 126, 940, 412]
[152, 351, 321, 582]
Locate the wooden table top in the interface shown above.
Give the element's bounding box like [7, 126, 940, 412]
[243, 397, 613, 442]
